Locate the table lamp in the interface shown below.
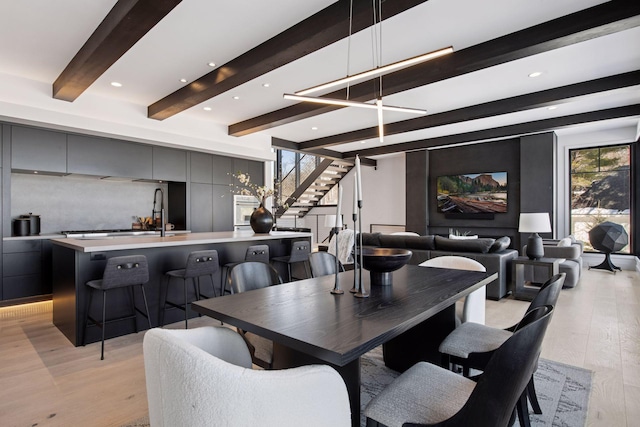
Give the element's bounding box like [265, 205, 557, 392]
[323, 214, 342, 243]
[519, 212, 551, 260]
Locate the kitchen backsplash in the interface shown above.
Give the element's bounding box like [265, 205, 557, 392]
[11, 173, 168, 234]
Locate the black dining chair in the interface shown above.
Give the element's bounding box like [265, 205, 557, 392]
[364, 305, 554, 427]
[220, 244, 270, 295]
[438, 273, 565, 426]
[227, 261, 282, 368]
[160, 250, 220, 329]
[83, 255, 151, 360]
[309, 251, 345, 277]
[271, 240, 311, 281]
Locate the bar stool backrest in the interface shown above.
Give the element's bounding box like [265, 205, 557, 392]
[245, 245, 269, 263]
[102, 255, 149, 289]
[288, 241, 310, 263]
[183, 250, 219, 279]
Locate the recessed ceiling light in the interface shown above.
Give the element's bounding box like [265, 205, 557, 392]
[311, 126, 318, 131]
[232, 96, 240, 100]
[528, 71, 542, 78]
[203, 106, 212, 111]
[547, 106, 558, 110]
[208, 62, 216, 67]
[262, 83, 270, 88]
[179, 78, 187, 83]
[110, 81, 122, 87]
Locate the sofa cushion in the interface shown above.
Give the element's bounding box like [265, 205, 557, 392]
[557, 237, 572, 247]
[489, 236, 511, 253]
[379, 234, 435, 250]
[434, 235, 495, 253]
[361, 232, 382, 247]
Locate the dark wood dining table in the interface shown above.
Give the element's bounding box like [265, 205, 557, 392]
[193, 264, 497, 427]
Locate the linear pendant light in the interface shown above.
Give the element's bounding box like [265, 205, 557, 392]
[294, 46, 453, 96]
[283, 93, 427, 114]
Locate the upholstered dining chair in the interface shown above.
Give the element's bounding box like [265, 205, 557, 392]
[364, 305, 554, 427]
[419, 256, 487, 325]
[438, 273, 565, 426]
[309, 251, 345, 277]
[227, 261, 282, 368]
[143, 326, 351, 427]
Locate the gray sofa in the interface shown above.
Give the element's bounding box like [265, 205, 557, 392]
[361, 233, 518, 300]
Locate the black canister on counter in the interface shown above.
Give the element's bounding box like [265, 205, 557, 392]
[19, 213, 41, 235]
[13, 217, 30, 236]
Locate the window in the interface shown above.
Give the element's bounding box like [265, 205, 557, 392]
[570, 144, 631, 253]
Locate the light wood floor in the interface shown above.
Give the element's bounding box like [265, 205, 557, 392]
[1, 267, 638, 427]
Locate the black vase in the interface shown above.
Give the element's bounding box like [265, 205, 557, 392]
[250, 204, 273, 234]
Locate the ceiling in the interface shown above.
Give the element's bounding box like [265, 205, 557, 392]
[0, 0, 638, 162]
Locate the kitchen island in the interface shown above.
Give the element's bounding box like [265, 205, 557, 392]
[51, 230, 312, 346]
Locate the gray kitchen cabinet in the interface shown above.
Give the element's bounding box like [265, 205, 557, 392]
[233, 158, 249, 179]
[2, 239, 51, 301]
[212, 184, 233, 231]
[67, 134, 153, 179]
[190, 183, 213, 232]
[191, 152, 213, 184]
[153, 146, 187, 182]
[248, 160, 264, 186]
[11, 125, 67, 174]
[212, 155, 233, 185]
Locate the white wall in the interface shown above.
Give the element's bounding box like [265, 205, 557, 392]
[307, 153, 406, 234]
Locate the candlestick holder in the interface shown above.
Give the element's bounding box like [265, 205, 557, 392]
[350, 213, 358, 293]
[330, 226, 344, 294]
[354, 201, 369, 298]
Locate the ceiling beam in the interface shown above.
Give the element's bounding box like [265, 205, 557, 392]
[271, 137, 377, 167]
[341, 104, 640, 158]
[298, 71, 640, 149]
[147, 0, 429, 120]
[229, 0, 640, 136]
[52, 0, 182, 102]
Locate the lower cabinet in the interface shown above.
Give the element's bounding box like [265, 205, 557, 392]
[2, 239, 52, 302]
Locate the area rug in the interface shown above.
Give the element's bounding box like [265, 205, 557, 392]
[123, 347, 591, 427]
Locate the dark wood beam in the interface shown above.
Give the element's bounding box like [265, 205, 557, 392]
[271, 137, 376, 167]
[229, 0, 640, 136]
[341, 104, 640, 158]
[52, 0, 182, 102]
[298, 71, 640, 149]
[148, 0, 429, 120]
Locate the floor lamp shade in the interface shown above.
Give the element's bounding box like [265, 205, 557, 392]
[519, 213, 551, 260]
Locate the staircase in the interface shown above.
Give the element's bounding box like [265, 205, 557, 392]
[276, 158, 353, 220]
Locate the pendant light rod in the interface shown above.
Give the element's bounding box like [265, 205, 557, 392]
[283, 93, 426, 114]
[376, 98, 384, 142]
[294, 46, 453, 96]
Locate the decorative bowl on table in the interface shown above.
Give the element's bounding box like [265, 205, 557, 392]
[361, 247, 412, 286]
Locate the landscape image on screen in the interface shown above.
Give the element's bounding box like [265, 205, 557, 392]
[437, 172, 507, 214]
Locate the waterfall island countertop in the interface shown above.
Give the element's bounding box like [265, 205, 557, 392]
[51, 230, 313, 253]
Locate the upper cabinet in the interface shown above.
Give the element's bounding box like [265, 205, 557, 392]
[191, 152, 213, 184]
[67, 135, 153, 179]
[152, 146, 187, 182]
[11, 126, 67, 174]
[212, 155, 233, 185]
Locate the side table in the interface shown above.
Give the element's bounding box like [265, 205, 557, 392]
[511, 257, 560, 301]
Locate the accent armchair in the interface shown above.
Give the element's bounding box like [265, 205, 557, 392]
[143, 326, 351, 427]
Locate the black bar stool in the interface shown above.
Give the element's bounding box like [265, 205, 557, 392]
[271, 240, 311, 281]
[83, 255, 151, 360]
[221, 244, 270, 295]
[160, 250, 219, 328]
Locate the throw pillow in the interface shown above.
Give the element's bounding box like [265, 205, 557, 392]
[489, 236, 511, 252]
[448, 234, 479, 240]
[557, 237, 572, 247]
[434, 235, 495, 253]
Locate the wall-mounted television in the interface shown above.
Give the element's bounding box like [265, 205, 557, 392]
[437, 172, 507, 214]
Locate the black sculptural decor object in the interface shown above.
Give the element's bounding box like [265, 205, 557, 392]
[588, 221, 628, 273]
[361, 247, 412, 286]
[250, 205, 273, 234]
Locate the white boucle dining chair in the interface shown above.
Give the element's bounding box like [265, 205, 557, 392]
[143, 326, 351, 427]
[419, 256, 486, 325]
